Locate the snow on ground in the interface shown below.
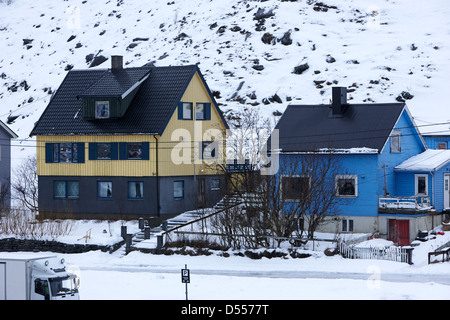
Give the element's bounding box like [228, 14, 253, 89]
[2, 218, 450, 299]
[9, 218, 446, 300]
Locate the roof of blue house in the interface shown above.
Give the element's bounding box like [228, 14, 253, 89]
[395, 149, 450, 172]
[274, 87, 412, 154]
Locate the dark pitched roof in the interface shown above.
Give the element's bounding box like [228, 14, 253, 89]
[274, 102, 406, 153]
[30, 64, 226, 136]
[80, 66, 151, 97]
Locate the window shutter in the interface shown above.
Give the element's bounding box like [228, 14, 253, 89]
[45, 143, 53, 163]
[89, 143, 97, 160]
[119, 142, 127, 160]
[178, 102, 183, 120]
[77, 143, 85, 163]
[111, 142, 119, 160]
[205, 103, 211, 120]
[142, 142, 150, 160]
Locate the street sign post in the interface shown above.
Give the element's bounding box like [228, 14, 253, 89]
[181, 264, 190, 300]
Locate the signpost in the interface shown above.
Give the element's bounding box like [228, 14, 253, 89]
[181, 264, 190, 300]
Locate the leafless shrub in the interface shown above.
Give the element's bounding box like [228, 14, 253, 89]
[12, 156, 38, 212]
[0, 208, 74, 240]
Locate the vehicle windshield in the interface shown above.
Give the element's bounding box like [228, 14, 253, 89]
[48, 276, 78, 296]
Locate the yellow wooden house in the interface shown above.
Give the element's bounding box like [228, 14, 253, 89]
[30, 56, 228, 219]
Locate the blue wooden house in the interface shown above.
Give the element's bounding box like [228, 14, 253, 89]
[423, 134, 450, 150]
[271, 87, 449, 245]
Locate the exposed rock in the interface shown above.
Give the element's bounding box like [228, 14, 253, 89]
[89, 55, 108, 68]
[254, 7, 275, 20]
[326, 55, 336, 63]
[293, 63, 309, 75]
[261, 32, 275, 45]
[279, 30, 292, 46]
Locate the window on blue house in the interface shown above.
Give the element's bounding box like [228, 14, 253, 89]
[342, 219, 354, 232]
[336, 175, 358, 197]
[415, 174, 428, 195]
[390, 130, 401, 153]
[281, 175, 310, 201]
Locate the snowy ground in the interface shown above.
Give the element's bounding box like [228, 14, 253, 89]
[8, 219, 448, 300]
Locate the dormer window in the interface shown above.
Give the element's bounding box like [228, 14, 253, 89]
[95, 101, 110, 119]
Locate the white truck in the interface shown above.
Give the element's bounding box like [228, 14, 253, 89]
[0, 253, 80, 300]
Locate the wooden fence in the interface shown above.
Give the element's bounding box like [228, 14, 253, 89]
[339, 242, 414, 265]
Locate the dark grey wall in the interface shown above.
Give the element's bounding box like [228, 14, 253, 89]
[38, 174, 225, 219]
[0, 128, 12, 209]
[38, 176, 158, 219]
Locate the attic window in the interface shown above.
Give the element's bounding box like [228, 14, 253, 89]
[390, 130, 401, 153]
[95, 101, 110, 119]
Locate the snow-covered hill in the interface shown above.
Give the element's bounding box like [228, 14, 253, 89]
[1, 0, 449, 162]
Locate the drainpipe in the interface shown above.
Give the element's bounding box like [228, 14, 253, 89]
[154, 135, 160, 217]
[431, 171, 435, 229]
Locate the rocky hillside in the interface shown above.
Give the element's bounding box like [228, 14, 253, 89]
[0, 0, 449, 160]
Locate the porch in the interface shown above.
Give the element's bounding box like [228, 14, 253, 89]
[378, 195, 432, 214]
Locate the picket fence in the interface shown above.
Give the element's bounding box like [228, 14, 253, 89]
[339, 242, 414, 265]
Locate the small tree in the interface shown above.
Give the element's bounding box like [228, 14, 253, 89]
[12, 156, 39, 212]
[209, 107, 341, 248]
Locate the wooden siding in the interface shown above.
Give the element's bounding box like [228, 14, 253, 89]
[36, 135, 157, 177]
[157, 71, 226, 177]
[36, 71, 226, 178]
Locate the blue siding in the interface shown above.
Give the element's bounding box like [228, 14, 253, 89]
[434, 164, 450, 212]
[277, 108, 430, 218]
[335, 154, 379, 217]
[423, 136, 450, 150]
[378, 110, 425, 197]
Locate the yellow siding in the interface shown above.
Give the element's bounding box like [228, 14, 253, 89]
[36, 135, 157, 177]
[157, 71, 226, 177]
[36, 71, 226, 178]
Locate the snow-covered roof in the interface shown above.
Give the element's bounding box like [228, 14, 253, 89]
[395, 149, 450, 172]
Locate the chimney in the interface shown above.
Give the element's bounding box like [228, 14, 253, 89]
[111, 55, 123, 70]
[331, 86, 347, 115]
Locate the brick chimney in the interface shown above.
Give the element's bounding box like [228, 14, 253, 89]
[111, 55, 123, 70]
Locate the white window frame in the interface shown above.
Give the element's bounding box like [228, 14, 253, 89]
[196, 103, 205, 120]
[335, 175, 358, 198]
[95, 101, 110, 119]
[342, 219, 354, 232]
[182, 102, 192, 120]
[415, 174, 428, 196]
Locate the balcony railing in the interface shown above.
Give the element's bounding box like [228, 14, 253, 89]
[378, 195, 431, 213]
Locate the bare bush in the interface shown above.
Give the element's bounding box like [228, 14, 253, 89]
[0, 209, 73, 240]
[12, 156, 38, 212]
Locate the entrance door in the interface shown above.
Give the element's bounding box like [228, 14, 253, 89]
[388, 219, 410, 246]
[197, 178, 206, 208]
[444, 174, 450, 210]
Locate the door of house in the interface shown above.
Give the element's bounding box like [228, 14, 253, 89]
[388, 219, 410, 246]
[444, 174, 450, 210]
[197, 178, 206, 208]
